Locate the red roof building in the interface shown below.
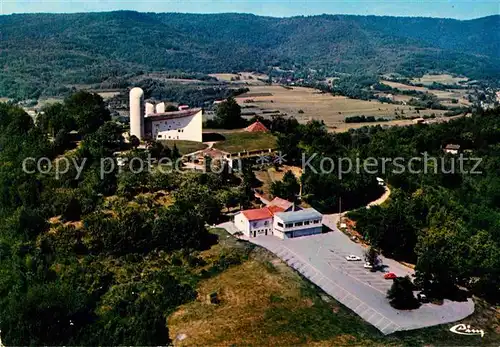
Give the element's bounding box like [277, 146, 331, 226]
[244, 121, 269, 133]
[241, 207, 273, 221]
[266, 205, 286, 215]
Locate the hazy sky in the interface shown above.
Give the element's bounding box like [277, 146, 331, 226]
[1, 0, 499, 19]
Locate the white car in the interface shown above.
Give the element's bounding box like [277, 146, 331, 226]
[363, 262, 374, 269]
[345, 255, 362, 261]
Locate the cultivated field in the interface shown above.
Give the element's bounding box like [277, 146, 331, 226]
[96, 91, 122, 100]
[411, 74, 468, 85]
[235, 86, 447, 129]
[381, 81, 471, 106]
[209, 72, 269, 85]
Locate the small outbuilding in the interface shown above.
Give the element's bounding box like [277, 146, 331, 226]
[244, 121, 269, 133]
[444, 144, 460, 155]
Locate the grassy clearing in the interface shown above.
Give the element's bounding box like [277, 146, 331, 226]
[168, 241, 383, 346]
[161, 140, 207, 155]
[254, 166, 303, 198]
[213, 131, 277, 153]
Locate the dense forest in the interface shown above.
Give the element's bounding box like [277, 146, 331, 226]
[0, 11, 499, 99]
[0, 94, 255, 345]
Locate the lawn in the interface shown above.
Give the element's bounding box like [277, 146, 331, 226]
[213, 131, 277, 153]
[160, 140, 207, 155]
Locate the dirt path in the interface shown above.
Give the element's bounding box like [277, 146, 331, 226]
[367, 185, 391, 208]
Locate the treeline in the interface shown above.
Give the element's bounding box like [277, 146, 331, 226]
[0, 93, 255, 345]
[138, 80, 249, 108]
[345, 115, 390, 123]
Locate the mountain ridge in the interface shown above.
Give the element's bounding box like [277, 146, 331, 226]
[0, 11, 498, 99]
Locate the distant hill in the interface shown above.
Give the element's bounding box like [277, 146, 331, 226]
[0, 11, 499, 99]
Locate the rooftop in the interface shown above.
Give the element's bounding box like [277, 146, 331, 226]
[274, 208, 323, 223]
[268, 197, 294, 211]
[240, 205, 285, 221]
[266, 205, 286, 214]
[445, 144, 461, 150]
[241, 207, 273, 221]
[145, 108, 202, 122]
[244, 121, 269, 133]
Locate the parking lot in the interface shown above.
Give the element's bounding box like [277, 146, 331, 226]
[248, 223, 475, 335]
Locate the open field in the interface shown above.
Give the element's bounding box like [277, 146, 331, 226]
[235, 86, 447, 128]
[168, 229, 500, 346]
[160, 140, 207, 155]
[35, 97, 64, 109]
[213, 131, 277, 153]
[96, 91, 122, 100]
[411, 74, 468, 85]
[209, 72, 269, 85]
[381, 80, 471, 106]
[382, 81, 429, 92]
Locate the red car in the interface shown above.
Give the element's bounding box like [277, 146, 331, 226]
[384, 272, 397, 280]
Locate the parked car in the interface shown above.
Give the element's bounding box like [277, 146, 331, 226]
[363, 262, 373, 269]
[350, 235, 359, 243]
[384, 272, 397, 279]
[345, 255, 362, 261]
[417, 292, 429, 303]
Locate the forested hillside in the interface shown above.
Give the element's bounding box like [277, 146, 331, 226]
[0, 11, 499, 99]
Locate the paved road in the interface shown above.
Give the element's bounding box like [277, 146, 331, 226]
[248, 229, 474, 335]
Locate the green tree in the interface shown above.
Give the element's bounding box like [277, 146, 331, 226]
[64, 91, 110, 134]
[214, 97, 243, 129]
[364, 247, 380, 269]
[387, 276, 420, 309]
[270, 170, 300, 202]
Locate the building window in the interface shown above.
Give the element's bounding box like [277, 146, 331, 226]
[157, 135, 162, 138]
[295, 221, 303, 227]
[252, 222, 257, 228]
[285, 223, 293, 228]
[304, 220, 310, 225]
[264, 221, 269, 226]
[277, 222, 283, 228]
[314, 219, 321, 224]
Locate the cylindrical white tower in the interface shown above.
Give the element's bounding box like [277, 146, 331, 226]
[156, 102, 165, 114]
[145, 102, 155, 116]
[129, 87, 144, 140]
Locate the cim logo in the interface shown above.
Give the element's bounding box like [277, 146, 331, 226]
[449, 324, 485, 337]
